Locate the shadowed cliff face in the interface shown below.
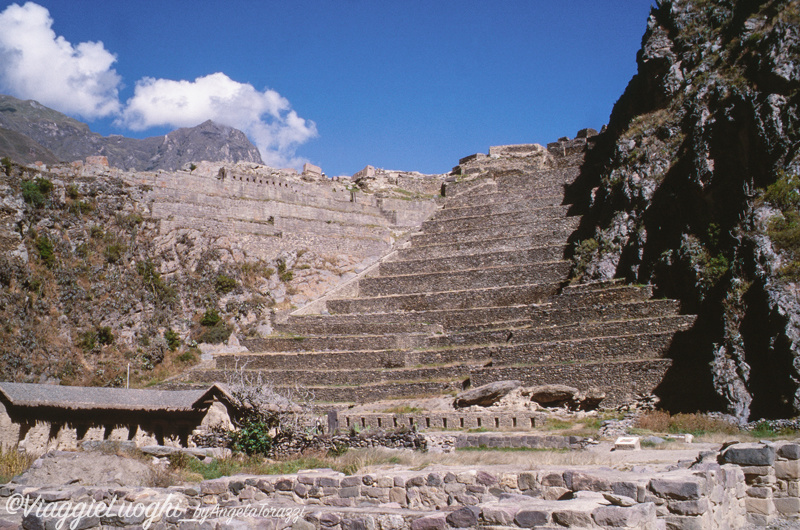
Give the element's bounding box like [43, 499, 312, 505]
[569, 0, 800, 421]
[0, 95, 263, 170]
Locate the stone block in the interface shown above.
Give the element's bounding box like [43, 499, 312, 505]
[667, 499, 709, 515]
[339, 486, 360, 498]
[740, 465, 773, 476]
[445, 506, 479, 528]
[341, 476, 362, 487]
[318, 477, 340, 488]
[592, 503, 656, 528]
[663, 514, 707, 530]
[720, 443, 775, 466]
[779, 443, 800, 460]
[745, 497, 776, 515]
[517, 472, 537, 491]
[552, 508, 594, 528]
[788, 480, 800, 497]
[540, 472, 566, 488]
[543, 486, 571, 500]
[393, 476, 406, 488]
[746, 486, 773, 498]
[481, 505, 518, 525]
[614, 436, 641, 451]
[514, 507, 550, 527]
[389, 487, 407, 506]
[774, 496, 800, 515]
[612, 481, 646, 502]
[776, 460, 800, 480]
[649, 477, 704, 500]
[410, 513, 447, 530]
[565, 471, 611, 492]
[200, 481, 227, 495]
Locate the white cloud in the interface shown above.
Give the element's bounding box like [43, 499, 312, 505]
[0, 2, 121, 118]
[120, 73, 318, 168]
[0, 3, 317, 168]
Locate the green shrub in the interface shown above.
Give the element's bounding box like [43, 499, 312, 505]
[80, 330, 97, 351]
[97, 326, 114, 345]
[277, 259, 293, 282]
[89, 225, 104, 239]
[215, 274, 238, 294]
[21, 179, 52, 208]
[764, 172, 800, 211]
[103, 243, 125, 263]
[35, 236, 55, 268]
[116, 212, 144, 230]
[195, 324, 232, 344]
[164, 328, 180, 351]
[69, 200, 93, 215]
[200, 308, 221, 326]
[230, 419, 273, 456]
[177, 349, 197, 363]
[572, 238, 599, 278]
[137, 260, 175, 301]
[66, 185, 80, 200]
[0, 156, 11, 175]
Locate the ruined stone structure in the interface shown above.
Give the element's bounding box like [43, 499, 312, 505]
[0, 383, 235, 453]
[123, 163, 439, 264]
[178, 136, 695, 405]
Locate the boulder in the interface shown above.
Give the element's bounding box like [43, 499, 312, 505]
[454, 380, 522, 407]
[527, 384, 580, 405]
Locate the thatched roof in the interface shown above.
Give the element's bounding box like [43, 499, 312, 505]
[0, 382, 233, 413]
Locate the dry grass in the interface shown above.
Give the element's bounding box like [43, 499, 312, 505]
[0, 446, 35, 483]
[634, 411, 739, 437]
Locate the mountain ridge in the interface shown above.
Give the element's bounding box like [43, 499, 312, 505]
[0, 94, 263, 170]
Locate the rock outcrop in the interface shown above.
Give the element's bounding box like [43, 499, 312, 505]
[568, 0, 800, 422]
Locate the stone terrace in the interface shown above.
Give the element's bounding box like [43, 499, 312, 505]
[179, 134, 695, 406]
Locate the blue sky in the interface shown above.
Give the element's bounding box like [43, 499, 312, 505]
[0, 1, 655, 175]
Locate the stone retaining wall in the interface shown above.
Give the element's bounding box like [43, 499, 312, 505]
[6, 441, 799, 528]
[1, 452, 749, 529]
[328, 410, 546, 433]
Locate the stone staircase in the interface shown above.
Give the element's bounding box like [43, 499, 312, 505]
[179, 136, 695, 406]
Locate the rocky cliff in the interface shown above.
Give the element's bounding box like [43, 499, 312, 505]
[569, 0, 800, 421]
[0, 94, 263, 170]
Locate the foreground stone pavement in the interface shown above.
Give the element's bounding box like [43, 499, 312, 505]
[4, 440, 800, 528]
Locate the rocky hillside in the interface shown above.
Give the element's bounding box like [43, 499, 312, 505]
[0, 157, 441, 388]
[569, 0, 799, 421]
[0, 94, 263, 170]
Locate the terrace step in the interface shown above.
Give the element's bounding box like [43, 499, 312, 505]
[434, 195, 563, 220]
[488, 331, 678, 366]
[358, 261, 570, 297]
[428, 314, 696, 348]
[285, 305, 539, 333]
[527, 299, 683, 328]
[216, 345, 492, 371]
[408, 217, 579, 247]
[380, 246, 567, 275]
[420, 205, 570, 233]
[549, 284, 655, 307]
[395, 235, 566, 261]
[326, 284, 558, 314]
[273, 318, 443, 336]
[444, 185, 567, 207]
[240, 333, 428, 353]
[471, 358, 673, 407]
[194, 364, 473, 387]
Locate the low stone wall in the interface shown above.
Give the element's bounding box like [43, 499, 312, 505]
[719, 440, 800, 525]
[328, 410, 546, 433]
[1, 454, 747, 529]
